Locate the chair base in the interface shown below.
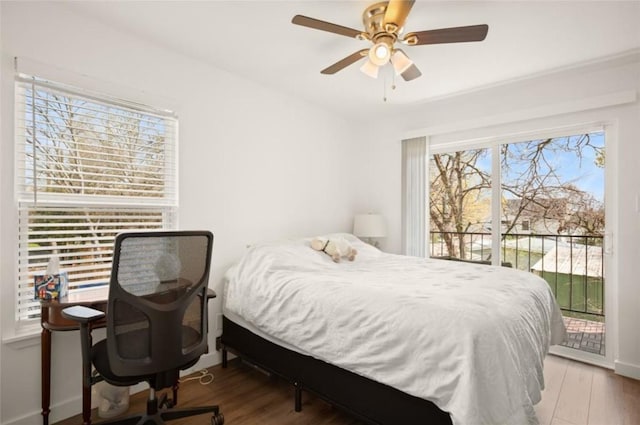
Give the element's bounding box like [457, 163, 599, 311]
[90, 382, 224, 425]
[95, 405, 223, 425]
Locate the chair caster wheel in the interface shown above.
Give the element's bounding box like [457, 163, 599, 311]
[211, 412, 224, 425]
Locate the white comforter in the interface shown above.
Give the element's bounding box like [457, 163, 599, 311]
[224, 234, 566, 425]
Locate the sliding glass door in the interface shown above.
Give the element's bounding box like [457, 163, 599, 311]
[429, 130, 607, 361]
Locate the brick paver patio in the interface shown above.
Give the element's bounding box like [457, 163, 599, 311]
[562, 316, 605, 355]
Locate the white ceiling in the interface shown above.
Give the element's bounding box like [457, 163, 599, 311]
[67, 1, 640, 118]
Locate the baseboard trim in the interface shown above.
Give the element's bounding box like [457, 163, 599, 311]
[614, 360, 640, 379]
[2, 353, 220, 425]
[2, 396, 80, 425]
[179, 352, 217, 377]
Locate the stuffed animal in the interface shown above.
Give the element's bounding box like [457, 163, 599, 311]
[310, 236, 357, 262]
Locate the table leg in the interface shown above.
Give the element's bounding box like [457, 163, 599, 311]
[81, 325, 93, 425]
[82, 381, 91, 425]
[41, 328, 51, 425]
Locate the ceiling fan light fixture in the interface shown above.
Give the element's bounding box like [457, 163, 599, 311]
[291, 4, 489, 83]
[360, 59, 379, 79]
[368, 42, 391, 66]
[391, 50, 413, 75]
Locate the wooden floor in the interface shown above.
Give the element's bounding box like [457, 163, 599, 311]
[55, 355, 640, 425]
[535, 355, 640, 425]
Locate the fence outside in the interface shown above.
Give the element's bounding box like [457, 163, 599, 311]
[429, 231, 604, 317]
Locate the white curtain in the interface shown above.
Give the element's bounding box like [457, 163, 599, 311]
[401, 137, 427, 256]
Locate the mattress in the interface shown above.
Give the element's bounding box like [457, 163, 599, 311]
[223, 234, 566, 425]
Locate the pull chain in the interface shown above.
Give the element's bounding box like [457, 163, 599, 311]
[383, 74, 387, 102]
[383, 66, 397, 102]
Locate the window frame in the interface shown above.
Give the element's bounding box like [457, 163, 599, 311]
[12, 74, 178, 331]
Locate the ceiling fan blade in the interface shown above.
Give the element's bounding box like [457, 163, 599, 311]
[321, 50, 368, 74]
[384, 0, 415, 30]
[292, 15, 363, 39]
[401, 63, 422, 81]
[404, 24, 489, 45]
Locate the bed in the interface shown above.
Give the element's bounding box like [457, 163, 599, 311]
[219, 234, 566, 425]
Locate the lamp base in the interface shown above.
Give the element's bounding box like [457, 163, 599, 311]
[363, 237, 381, 249]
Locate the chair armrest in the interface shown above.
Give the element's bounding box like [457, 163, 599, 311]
[62, 305, 105, 324]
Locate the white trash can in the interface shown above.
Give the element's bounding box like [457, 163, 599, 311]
[95, 381, 130, 419]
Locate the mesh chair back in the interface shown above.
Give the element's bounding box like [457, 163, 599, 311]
[106, 231, 214, 378]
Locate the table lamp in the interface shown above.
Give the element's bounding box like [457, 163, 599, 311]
[353, 214, 387, 248]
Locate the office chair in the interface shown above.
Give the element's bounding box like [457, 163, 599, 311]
[63, 230, 224, 425]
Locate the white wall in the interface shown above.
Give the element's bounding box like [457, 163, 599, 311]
[356, 51, 640, 375]
[0, 2, 363, 424]
[0, 0, 4, 414]
[349, 122, 404, 254]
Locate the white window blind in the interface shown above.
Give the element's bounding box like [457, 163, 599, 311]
[15, 75, 177, 323]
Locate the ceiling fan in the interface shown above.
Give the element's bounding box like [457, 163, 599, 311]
[292, 0, 488, 81]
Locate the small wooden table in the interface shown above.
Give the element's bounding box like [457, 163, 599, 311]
[40, 287, 109, 425]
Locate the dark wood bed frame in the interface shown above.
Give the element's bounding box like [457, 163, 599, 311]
[217, 316, 452, 425]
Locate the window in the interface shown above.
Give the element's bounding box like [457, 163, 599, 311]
[15, 75, 177, 324]
[427, 132, 605, 267]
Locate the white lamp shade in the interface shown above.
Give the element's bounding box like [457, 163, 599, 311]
[360, 59, 379, 79]
[353, 214, 387, 238]
[391, 50, 413, 75]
